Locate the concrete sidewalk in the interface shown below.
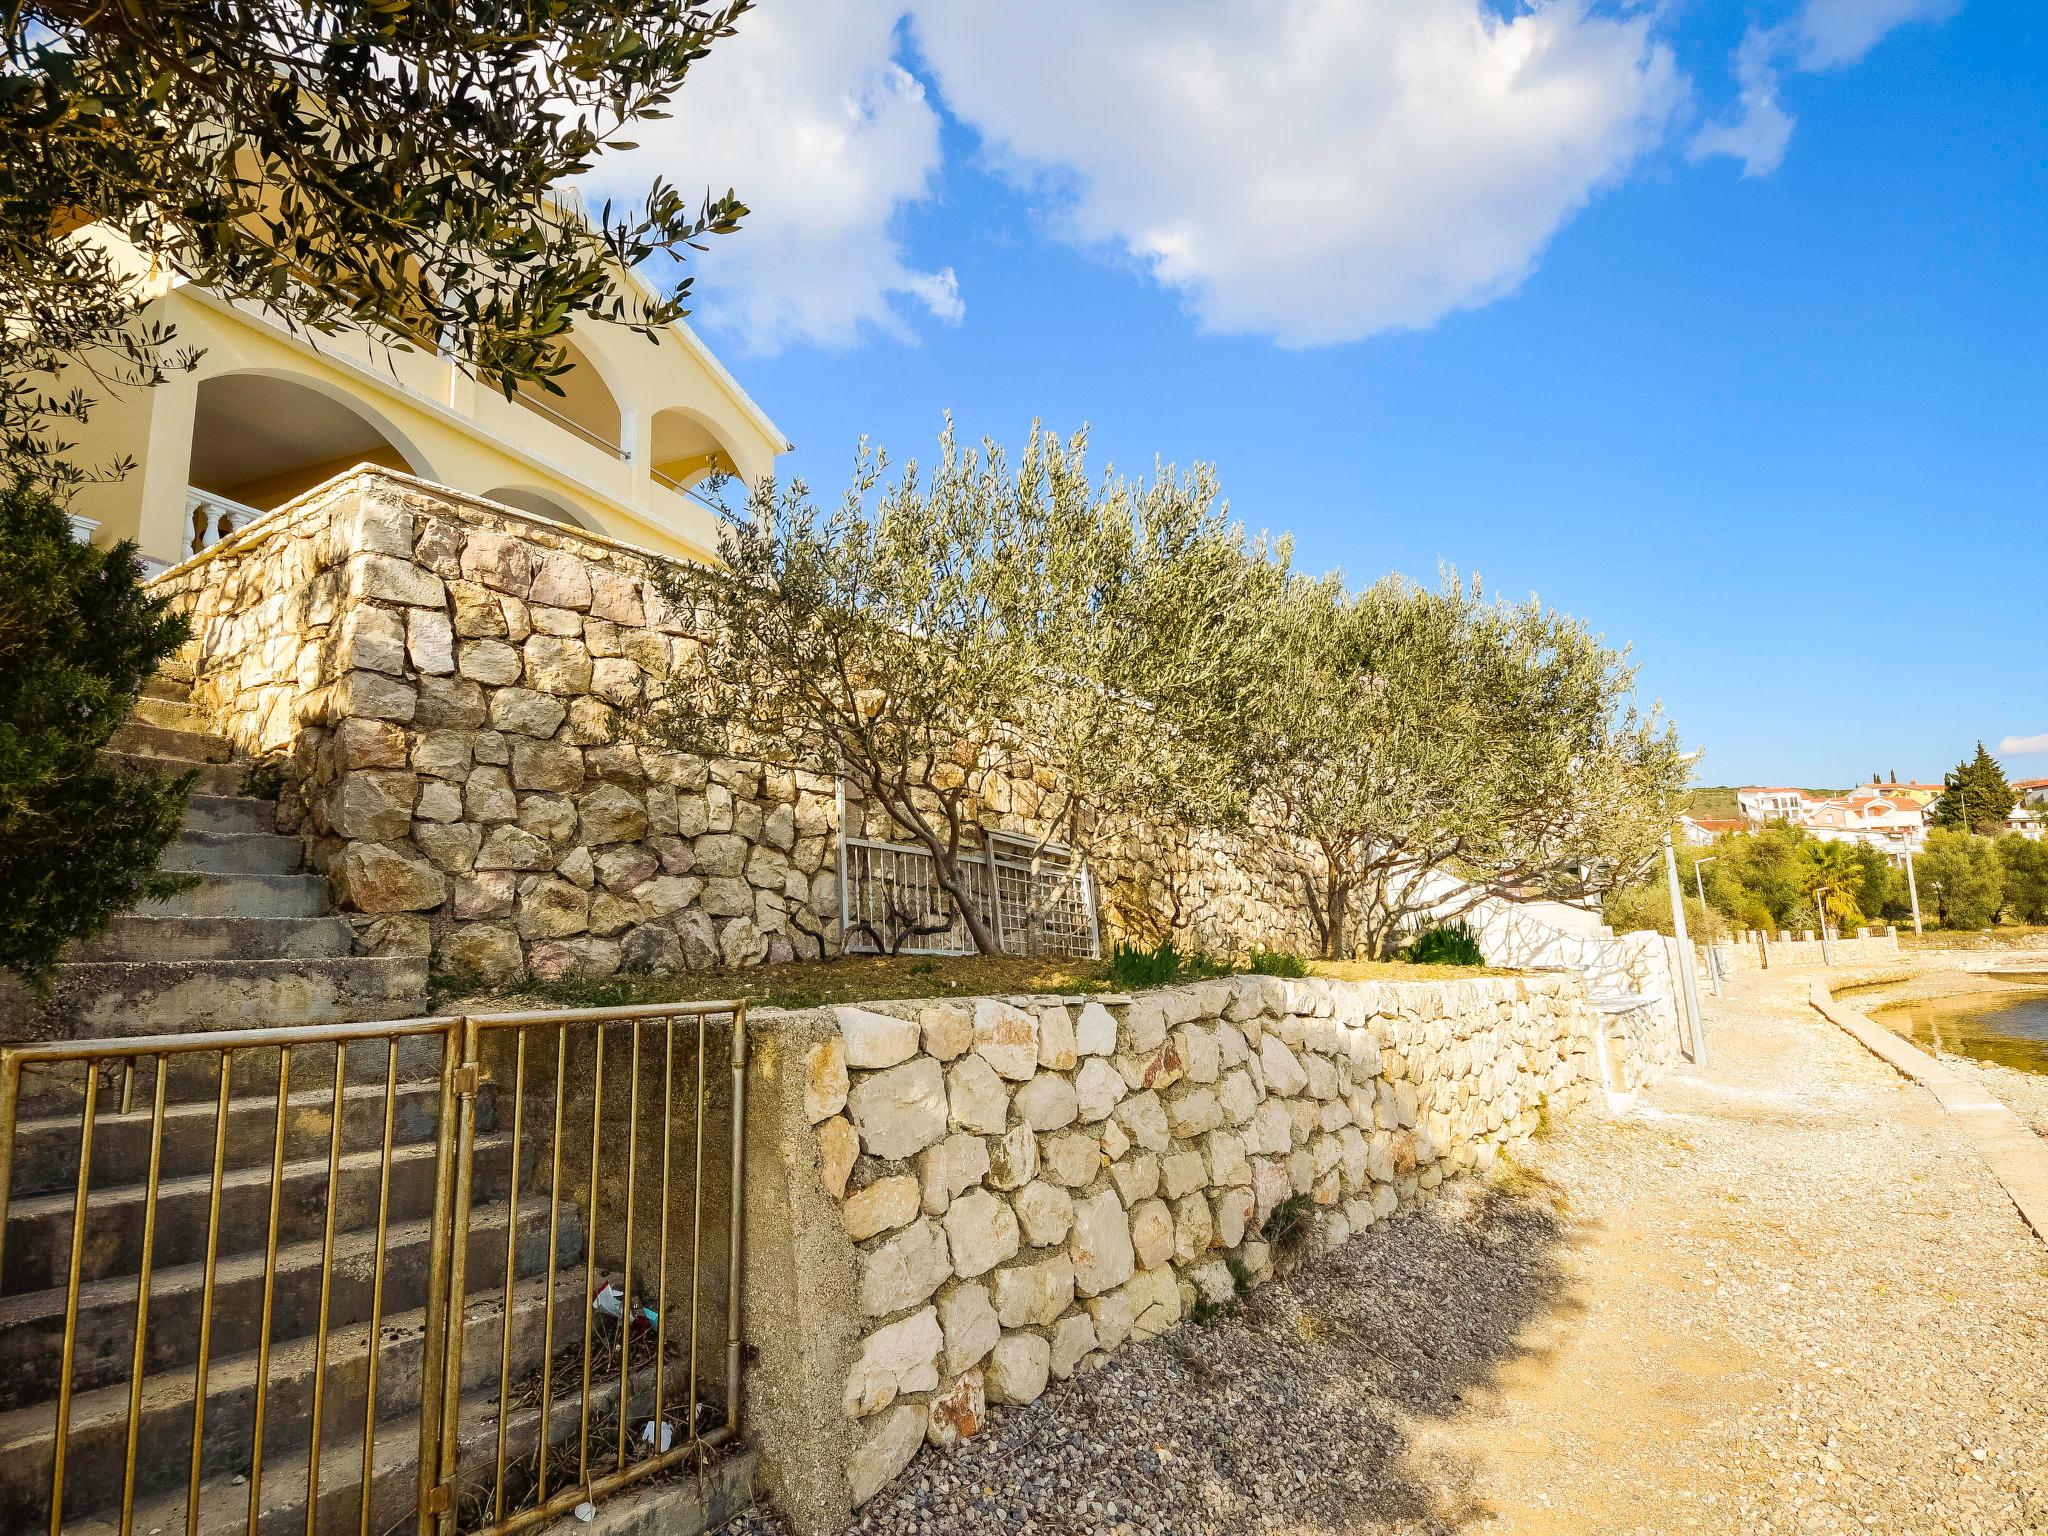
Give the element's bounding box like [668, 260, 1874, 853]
[1808, 978, 2048, 1243]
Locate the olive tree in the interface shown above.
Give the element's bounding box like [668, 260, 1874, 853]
[1234, 570, 1686, 960]
[3, 0, 754, 491]
[639, 424, 1259, 956]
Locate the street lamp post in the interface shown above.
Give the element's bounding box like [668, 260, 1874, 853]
[1662, 832, 1707, 1065]
[1694, 855, 1721, 997]
[1904, 848, 1923, 938]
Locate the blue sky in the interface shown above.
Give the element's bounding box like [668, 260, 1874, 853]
[599, 0, 2044, 788]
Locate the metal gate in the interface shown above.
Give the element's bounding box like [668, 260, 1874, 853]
[0, 1001, 747, 1536]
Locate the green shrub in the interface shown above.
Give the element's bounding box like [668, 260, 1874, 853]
[1245, 946, 1309, 977]
[1104, 938, 1229, 990]
[0, 482, 193, 986]
[239, 758, 287, 801]
[1403, 921, 1486, 966]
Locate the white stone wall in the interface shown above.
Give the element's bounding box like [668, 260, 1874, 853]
[1718, 928, 1901, 974]
[775, 971, 1642, 1515]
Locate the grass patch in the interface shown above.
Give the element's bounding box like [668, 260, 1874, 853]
[435, 948, 1522, 1016]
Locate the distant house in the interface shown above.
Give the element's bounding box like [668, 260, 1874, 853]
[1805, 791, 1926, 858]
[1736, 787, 1813, 824]
[1679, 815, 1746, 847]
[2008, 780, 2047, 840]
[1854, 780, 1944, 809]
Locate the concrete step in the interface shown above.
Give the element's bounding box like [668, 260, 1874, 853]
[102, 751, 240, 796]
[140, 675, 193, 704]
[106, 720, 231, 765]
[12, 1036, 452, 1121]
[0, 954, 428, 1039]
[82, 1364, 625, 1536]
[161, 830, 305, 876]
[131, 694, 203, 732]
[145, 871, 328, 918]
[76, 913, 355, 964]
[182, 792, 281, 835]
[3, 1131, 518, 1293]
[5, 1077, 472, 1200]
[0, 1272, 585, 1529]
[0, 1199, 575, 1413]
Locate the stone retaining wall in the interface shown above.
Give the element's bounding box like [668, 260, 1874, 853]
[740, 970, 1658, 1533]
[1716, 928, 1902, 974]
[154, 468, 1623, 984]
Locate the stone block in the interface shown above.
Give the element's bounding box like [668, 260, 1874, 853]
[576, 783, 645, 844]
[523, 633, 591, 695]
[458, 638, 523, 686]
[437, 923, 523, 984]
[489, 686, 566, 739]
[1013, 1074, 1079, 1132]
[1074, 1058, 1126, 1123]
[972, 999, 1040, 1081]
[335, 842, 445, 913]
[515, 875, 588, 938]
[942, 1190, 1020, 1279]
[920, 1133, 989, 1216]
[1037, 1005, 1078, 1069]
[858, 1218, 951, 1317]
[1074, 1001, 1118, 1057]
[986, 1123, 1039, 1190]
[1013, 1180, 1074, 1247]
[848, 1404, 926, 1507]
[920, 1004, 973, 1062]
[945, 1056, 1008, 1135]
[1049, 1312, 1096, 1379]
[413, 675, 486, 729]
[845, 1175, 922, 1242]
[805, 1039, 850, 1123]
[992, 1252, 1073, 1328]
[329, 770, 415, 841]
[406, 607, 455, 675]
[925, 1370, 985, 1449]
[510, 738, 583, 792]
[984, 1332, 1050, 1407]
[1128, 1198, 1174, 1270]
[1067, 1189, 1135, 1296]
[849, 1058, 949, 1161]
[937, 1281, 1000, 1377]
[843, 1305, 941, 1419]
[1041, 1131, 1101, 1189]
[819, 1116, 858, 1200]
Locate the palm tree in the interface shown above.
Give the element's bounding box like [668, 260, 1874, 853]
[1797, 840, 1864, 929]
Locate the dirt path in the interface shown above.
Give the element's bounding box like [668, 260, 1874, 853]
[724, 973, 2048, 1536]
[1416, 970, 2048, 1535]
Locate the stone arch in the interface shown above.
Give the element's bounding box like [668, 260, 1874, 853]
[187, 367, 437, 513]
[482, 483, 606, 535]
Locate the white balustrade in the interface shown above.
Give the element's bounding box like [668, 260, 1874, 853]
[183, 486, 265, 560]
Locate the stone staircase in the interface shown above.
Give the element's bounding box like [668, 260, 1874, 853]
[4, 671, 427, 1040]
[0, 1049, 597, 1535]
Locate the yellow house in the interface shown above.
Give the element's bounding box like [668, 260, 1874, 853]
[63, 228, 788, 572]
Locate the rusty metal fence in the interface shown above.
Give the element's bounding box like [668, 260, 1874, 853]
[0, 1001, 747, 1536]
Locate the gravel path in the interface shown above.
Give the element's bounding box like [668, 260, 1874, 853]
[722, 972, 2048, 1536]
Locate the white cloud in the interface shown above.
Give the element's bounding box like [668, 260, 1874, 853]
[1999, 732, 2048, 757]
[588, 1, 959, 353]
[1794, 0, 1963, 70]
[1693, 0, 1961, 175]
[908, 0, 1681, 346]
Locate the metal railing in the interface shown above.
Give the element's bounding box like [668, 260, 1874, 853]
[647, 467, 747, 527]
[184, 486, 266, 560]
[508, 392, 630, 462]
[840, 832, 1099, 959]
[0, 1001, 747, 1536]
